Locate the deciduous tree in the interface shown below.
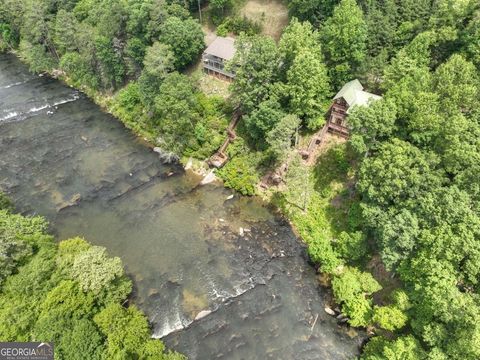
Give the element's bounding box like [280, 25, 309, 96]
[321, 0, 367, 89]
[158, 16, 205, 69]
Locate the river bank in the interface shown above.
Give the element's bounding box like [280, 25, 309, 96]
[11, 50, 357, 329]
[1, 52, 364, 359]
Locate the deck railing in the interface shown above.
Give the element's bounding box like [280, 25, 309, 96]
[202, 54, 235, 78]
[327, 122, 349, 137]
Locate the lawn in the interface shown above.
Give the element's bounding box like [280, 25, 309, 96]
[239, 0, 289, 40]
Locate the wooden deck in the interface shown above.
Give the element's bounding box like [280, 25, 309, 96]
[326, 122, 349, 138]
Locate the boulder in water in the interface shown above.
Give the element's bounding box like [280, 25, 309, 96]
[324, 307, 336, 316]
[57, 193, 81, 211]
[194, 309, 212, 320]
[51, 69, 66, 78]
[201, 170, 217, 185]
[184, 157, 193, 170]
[153, 147, 179, 163]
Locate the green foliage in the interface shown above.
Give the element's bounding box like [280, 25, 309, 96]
[229, 34, 280, 113]
[284, 153, 314, 211]
[357, 139, 441, 208]
[0, 192, 13, 212]
[18, 40, 56, 73]
[216, 16, 261, 37]
[0, 23, 18, 51]
[372, 305, 408, 331]
[278, 18, 321, 70]
[94, 35, 126, 89]
[243, 97, 285, 147]
[287, 0, 338, 26]
[53, 9, 79, 55]
[321, 0, 368, 89]
[137, 42, 175, 108]
[60, 52, 99, 89]
[282, 144, 354, 273]
[210, 0, 234, 24]
[0, 210, 49, 285]
[58, 319, 105, 360]
[434, 54, 479, 115]
[336, 231, 367, 262]
[348, 16, 480, 357]
[332, 267, 382, 327]
[463, 10, 480, 68]
[115, 82, 142, 113]
[6, 1, 480, 358]
[391, 289, 411, 312]
[158, 16, 205, 69]
[0, 207, 182, 359]
[286, 49, 331, 129]
[361, 335, 426, 360]
[348, 98, 397, 156]
[266, 114, 300, 162]
[3, 0, 206, 92]
[184, 94, 229, 159]
[125, 37, 147, 75]
[69, 246, 131, 304]
[217, 154, 259, 196]
[143, 42, 176, 78]
[153, 72, 199, 154]
[94, 303, 151, 358]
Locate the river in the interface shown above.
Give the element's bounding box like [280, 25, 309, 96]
[0, 54, 362, 359]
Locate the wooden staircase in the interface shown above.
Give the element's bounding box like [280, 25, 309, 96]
[208, 110, 241, 168]
[299, 124, 329, 160]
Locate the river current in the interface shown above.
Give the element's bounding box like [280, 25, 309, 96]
[0, 54, 362, 359]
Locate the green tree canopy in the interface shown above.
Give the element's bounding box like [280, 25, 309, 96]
[266, 114, 301, 161]
[158, 16, 204, 69]
[228, 34, 280, 114]
[153, 72, 200, 154]
[286, 49, 331, 129]
[321, 0, 367, 89]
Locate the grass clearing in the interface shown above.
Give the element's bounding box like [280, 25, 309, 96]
[239, 0, 289, 40]
[196, 71, 231, 98]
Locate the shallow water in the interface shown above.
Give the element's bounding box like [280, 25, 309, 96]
[0, 54, 363, 359]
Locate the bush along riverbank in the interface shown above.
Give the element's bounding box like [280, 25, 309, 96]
[0, 192, 185, 359]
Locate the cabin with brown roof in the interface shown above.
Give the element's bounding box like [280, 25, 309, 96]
[202, 36, 236, 81]
[327, 79, 381, 137]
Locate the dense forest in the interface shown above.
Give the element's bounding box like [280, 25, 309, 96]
[1, 0, 480, 359]
[0, 192, 184, 359]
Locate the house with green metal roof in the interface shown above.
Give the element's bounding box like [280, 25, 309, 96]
[328, 79, 382, 137]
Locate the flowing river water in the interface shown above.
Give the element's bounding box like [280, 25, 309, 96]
[0, 54, 363, 359]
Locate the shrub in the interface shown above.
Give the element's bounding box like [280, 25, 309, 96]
[0, 192, 13, 212]
[372, 305, 408, 331]
[217, 155, 259, 195]
[216, 16, 262, 37]
[336, 231, 368, 261]
[332, 267, 382, 327]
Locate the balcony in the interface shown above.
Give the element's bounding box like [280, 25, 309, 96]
[202, 55, 235, 79]
[327, 122, 349, 137]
